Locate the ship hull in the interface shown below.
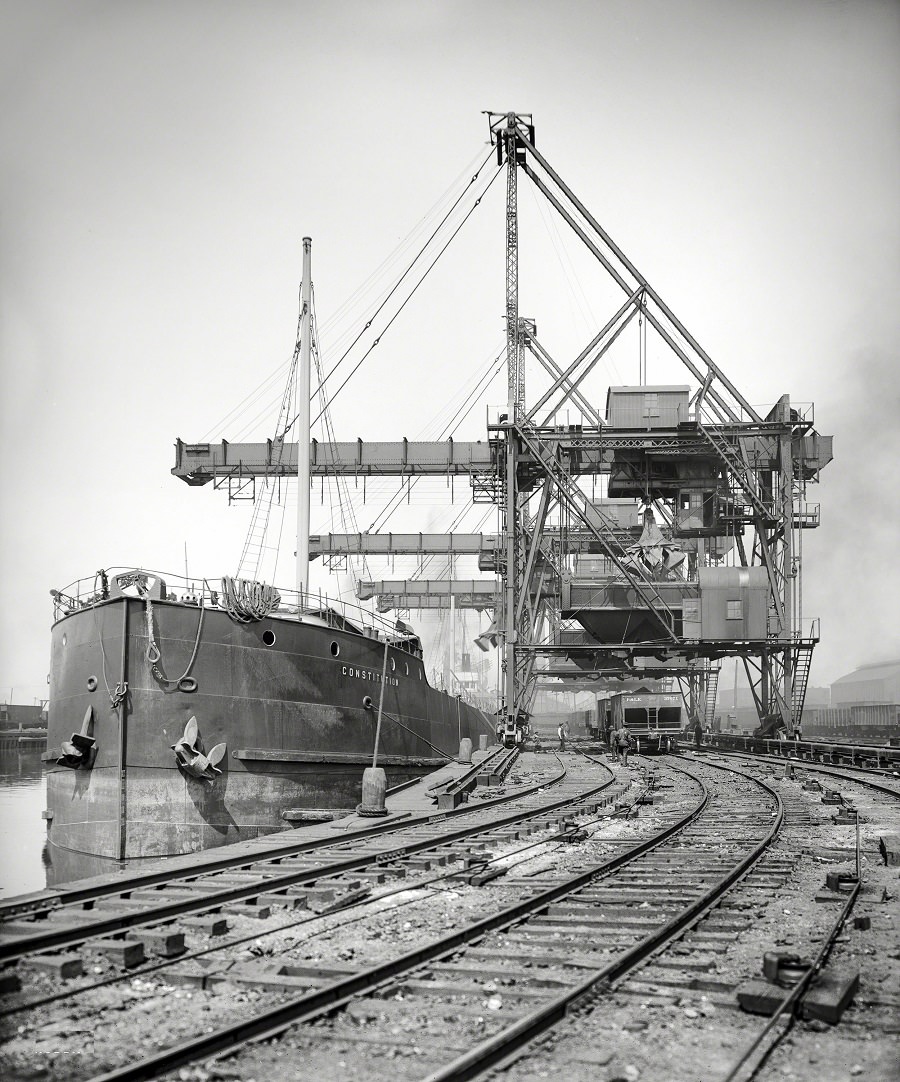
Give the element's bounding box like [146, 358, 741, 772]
[45, 597, 494, 863]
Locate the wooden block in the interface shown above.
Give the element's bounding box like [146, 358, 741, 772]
[878, 834, 900, 867]
[133, 928, 185, 957]
[29, 953, 83, 980]
[736, 978, 787, 1016]
[165, 962, 219, 988]
[181, 914, 229, 936]
[91, 939, 145, 967]
[230, 903, 272, 920]
[801, 970, 859, 1024]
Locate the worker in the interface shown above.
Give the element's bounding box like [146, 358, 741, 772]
[557, 722, 567, 752]
[614, 724, 631, 765]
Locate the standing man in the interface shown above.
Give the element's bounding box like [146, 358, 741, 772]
[614, 724, 630, 765]
[557, 722, 566, 752]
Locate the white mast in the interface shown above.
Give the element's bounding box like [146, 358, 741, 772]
[296, 237, 312, 600]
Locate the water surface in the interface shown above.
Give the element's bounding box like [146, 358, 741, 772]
[0, 748, 48, 898]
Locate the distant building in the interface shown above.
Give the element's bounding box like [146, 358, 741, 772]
[831, 660, 900, 706]
[0, 703, 48, 729]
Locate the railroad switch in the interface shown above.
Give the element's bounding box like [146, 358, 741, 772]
[824, 871, 858, 894]
[459, 853, 495, 869]
[814, 870, 859, 904]
[452, 865, 506, 886]
[821, 789, 844, 805]
[763, 951, 811, 986]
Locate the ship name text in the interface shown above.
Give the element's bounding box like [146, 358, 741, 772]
[341, 664, 399, 687]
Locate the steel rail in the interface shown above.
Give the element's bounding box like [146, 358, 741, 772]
[0, 758, 619, 963]
[418, 758, 785, 1082]
[0, 746, 519, 920]
[690, 748, 900, 800]
[84, 762, 711, 1082]
[720, 881, 861, 1082]
[2, 769, 638, 1019]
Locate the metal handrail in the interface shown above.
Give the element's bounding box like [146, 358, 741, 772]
[51, 566, 414, 644]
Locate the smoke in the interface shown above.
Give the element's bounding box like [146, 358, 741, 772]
[803, 345, 900, 684]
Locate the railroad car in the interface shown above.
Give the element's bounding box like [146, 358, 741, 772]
[800, 704, 899, 744]
[497, 712, 531, 748]
[600, 690, 683, 754]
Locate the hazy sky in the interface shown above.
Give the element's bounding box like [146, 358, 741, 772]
[2, 0, 898, 703]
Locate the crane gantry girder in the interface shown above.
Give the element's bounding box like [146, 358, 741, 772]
[173, 427, 831, 486]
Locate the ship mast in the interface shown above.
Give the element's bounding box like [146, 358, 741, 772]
[296, 236, 312, 599]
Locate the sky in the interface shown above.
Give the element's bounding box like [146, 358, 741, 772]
[1, 0, 898, 704]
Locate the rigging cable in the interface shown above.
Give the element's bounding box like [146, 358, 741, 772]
[312, 146, 497, 401]
[305, 162, 504, 426]
[362, 346, 505, 536]
[200, 149, 490, 443]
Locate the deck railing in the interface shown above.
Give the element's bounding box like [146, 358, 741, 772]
[51, 567, 422, 650]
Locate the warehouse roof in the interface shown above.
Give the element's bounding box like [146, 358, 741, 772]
[832, 660, 900, 686]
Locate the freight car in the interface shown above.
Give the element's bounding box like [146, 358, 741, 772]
[800, 703, 899, 744]
[598, 690, 683, 754]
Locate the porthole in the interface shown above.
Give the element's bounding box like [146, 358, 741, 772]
[331, 641, 340, 657]
[262, 629, 276, 647]
[390, 658, 396, 672]
[61, 633, 67, 647]
[405, 662, 409, 676]
[86, 676, 98, 692]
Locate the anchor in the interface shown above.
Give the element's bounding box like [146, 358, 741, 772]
[171, 716, 226, 783]
[57, 706, 97, 769]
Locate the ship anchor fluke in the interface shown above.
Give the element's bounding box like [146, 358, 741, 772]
[57, 706, 97, 769]
[171, 716, 226, 783]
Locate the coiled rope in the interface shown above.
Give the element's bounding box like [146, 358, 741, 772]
[219, 576, 281, 623]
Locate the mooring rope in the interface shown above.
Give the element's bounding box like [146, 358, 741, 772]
[143, 595, 204, 692]
[219, 576, 281, 622]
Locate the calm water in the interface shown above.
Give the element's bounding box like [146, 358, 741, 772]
[0, 748, 49, 899]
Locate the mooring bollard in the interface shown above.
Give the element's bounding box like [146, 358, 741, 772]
[459, 737, 473, 764]
[357, 766, 388, 816]
[478, 734, 488, 752]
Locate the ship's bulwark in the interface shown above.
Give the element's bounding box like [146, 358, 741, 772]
[46, 598, 494, 863]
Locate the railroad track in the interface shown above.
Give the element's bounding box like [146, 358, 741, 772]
[0, 753, 633, 1014]
[690, 746, 900, 800]
[481, 749, 899, 1082]
[0, 745, 539, 924]
[0, 749, 570, 954]
[6, 752, 897, 1082]
[0, 755, 790, 1082]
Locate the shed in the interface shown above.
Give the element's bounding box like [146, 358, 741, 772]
[606, 385, 691, 429]
[682, 567, 769, 641]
